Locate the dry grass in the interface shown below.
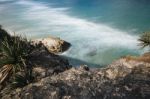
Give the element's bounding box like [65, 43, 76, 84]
[124, 53, 150, 63]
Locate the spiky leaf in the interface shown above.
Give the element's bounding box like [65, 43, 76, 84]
[138, 32, 150, 48]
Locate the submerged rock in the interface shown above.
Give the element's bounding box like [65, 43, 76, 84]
[34, 37, 71, 54]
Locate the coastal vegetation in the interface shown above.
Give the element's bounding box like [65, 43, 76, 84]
[0, 36, 33, 88]
[138, 32, 150, 48]
[0, 26, 39, 89]
[0, 26, 70, 91]
[124, 32, 150, 63]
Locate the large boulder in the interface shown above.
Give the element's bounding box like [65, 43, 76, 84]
[34, 37, 71, 54]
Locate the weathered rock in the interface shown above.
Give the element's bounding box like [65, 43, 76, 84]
[34, 37, 71, 54]
[0, 34, 150, 99]
[30, 49, 71, 80]
[103, 58, 150, 79]
[108, 63, 150, 99]
[1, 56, 150, 99]
[1, 67, 109, 99]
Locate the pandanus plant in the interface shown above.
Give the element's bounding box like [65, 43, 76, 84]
[0, 36, 33, 87]
[138, 32, 150, 48]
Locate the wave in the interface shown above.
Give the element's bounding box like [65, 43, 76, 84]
[0, 0, 141, 66]
[16, 0, 138, 46]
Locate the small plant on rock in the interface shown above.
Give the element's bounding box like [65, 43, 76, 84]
[138, 32, 150, 48]
[0, 36, 33, 88]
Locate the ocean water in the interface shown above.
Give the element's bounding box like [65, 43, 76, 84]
[0, 0, 150, 67]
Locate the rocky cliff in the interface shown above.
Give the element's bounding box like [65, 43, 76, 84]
[1, 54, 150, 99]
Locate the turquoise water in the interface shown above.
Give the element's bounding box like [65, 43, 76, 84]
[0, 0, 150, 67]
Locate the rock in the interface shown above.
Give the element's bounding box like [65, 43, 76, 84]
[1, 67, 108, 99]
[109, 64, 150, 99]
[79, 65, 89, 71]
[33, 37, 71, 54]
[103, 58, 150, 79]
[30, 49, 71, 80]
[1, 47, 150, 99]
[103, 59, 133, 79]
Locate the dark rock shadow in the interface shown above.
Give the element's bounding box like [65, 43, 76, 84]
[0, 25, 11, 41]
[60, 55, 105, 68]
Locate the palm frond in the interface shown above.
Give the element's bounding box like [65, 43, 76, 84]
[11, 74, 28, 88]
[138, 32, 150, 48]
[0, 64, 13, 84]
[0, 35, 34, 86]
[1, 38, 13, 57]
[0, 57, 15, 67]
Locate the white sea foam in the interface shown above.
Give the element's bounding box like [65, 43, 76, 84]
[0, 0, 13, 2]
[0, 0, 141, 65]
[16, 0, 138, 47]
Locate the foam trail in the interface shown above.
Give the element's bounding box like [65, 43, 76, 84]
[16, 1, 138, 46]
[0, 0, 141, 66]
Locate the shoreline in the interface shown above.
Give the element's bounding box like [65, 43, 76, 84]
[0, 26, 107, 67]
[1, 25, 142, 67]
[0, 26, 150, 99]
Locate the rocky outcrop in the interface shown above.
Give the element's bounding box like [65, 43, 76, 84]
[112, 64, 150, 99]
[0, 65, 110, 99]
[1, 57, 150, 99]
[34, 37, 71, 54]
[102, 58, 150, 79]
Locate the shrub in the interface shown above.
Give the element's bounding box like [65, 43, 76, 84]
[138, 32, 150, 48]
[0, 36, 33, 88]
[0, 26, 10, 41]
